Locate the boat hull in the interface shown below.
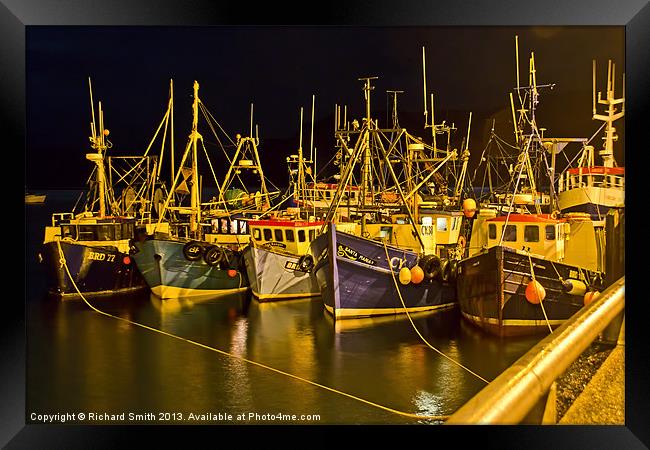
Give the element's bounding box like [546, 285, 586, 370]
[456, 245, 602, 337]
[41, 240, 147, 298]
[25, 194, 47, 204]
[312, 224, 456, 320]
[132, 238, 248, 300]
[558, 186, 624, 219]
[243, 245, 319, 301]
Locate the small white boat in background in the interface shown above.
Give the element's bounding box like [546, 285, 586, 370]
[25, 193, 47, 204]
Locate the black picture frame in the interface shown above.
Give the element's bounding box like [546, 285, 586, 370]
[8, 0, 648, 447]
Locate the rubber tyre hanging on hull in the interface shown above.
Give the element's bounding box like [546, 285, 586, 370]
[445, 259, 459, 283]
[204, 246, 226, 266]
[298, 254, 314, 272]
[421, 254, 442, 281]
[183, 241, 204, 261]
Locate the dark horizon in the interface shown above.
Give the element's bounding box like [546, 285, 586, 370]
[25, 26, 625, 190]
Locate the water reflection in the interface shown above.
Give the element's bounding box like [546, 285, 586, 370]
[28, 196, 543, 424]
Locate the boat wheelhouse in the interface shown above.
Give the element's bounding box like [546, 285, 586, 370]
[557, 60, 625, 219]
[41, 213, 146, 297]
[243, 218, 326, 301]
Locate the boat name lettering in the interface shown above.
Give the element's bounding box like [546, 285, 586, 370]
[87, 251, 115, 262]
[264, 242, 287, 249]
[337, 244, 376, 266]
[421, 225, 434, 236]
[284, 261, 309, 272]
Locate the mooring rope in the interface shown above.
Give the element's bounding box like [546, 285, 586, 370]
[382, 241, 489, 384]
[527, 252, 553, 333]
[55, 240, 450, 422]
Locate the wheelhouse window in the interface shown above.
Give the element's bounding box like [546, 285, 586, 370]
[220, 219, 229, 234]
[309, 229, 315, 241]
[252, 228, 261, 241]
[78, 225, 96, 241]
[238, 220, 248, 235]
[545, 225, 556, 241]
[488, 223, 496, 239]
[285, 229, 295, 242]
[97, 225, 116, 241]
[122, 223, 133, 239]
[274, 229, 284, 242]
[61, 225, 77, 239]
[263, 228, 272, 241]
[298, 230, 306, 242]
[524, 225, 539, 242]
[436, 217, 448, 232]
[503, 224, 517, 242]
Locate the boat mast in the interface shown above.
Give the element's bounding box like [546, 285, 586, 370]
[190, 80, 202, 239]
[359, 76, 377, 236]
[593, 59, 624, 168]
[297, 106, 306, 207]
[86, 78, 109, 218]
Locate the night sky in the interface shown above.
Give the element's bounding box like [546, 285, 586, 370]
[26, 26, 624, 190]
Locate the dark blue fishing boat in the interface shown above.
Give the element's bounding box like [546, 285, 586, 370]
[39, 81, 160, 299]
[41, 215, 146, 298]
[311, 224, 457, 319]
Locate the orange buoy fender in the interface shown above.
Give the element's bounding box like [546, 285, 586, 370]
[399, 267, 412, 285]
[410, 265, 424, 284]
[584, 290, 600, 306]
[462, 198, 477, 218]
[525, 279, 546, 304]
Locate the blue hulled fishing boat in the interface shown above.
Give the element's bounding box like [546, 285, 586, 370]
[133, 238, 247, 299]
[40, 80, 168, 298]
[310, 73, 475, 319]
[312, 224, 457, 319]
[132, 80, 274, 299]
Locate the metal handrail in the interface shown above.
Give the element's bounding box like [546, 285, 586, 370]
[446, 276, 625, 424]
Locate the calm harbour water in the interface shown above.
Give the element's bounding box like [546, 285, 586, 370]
[26, 191, 542, 425]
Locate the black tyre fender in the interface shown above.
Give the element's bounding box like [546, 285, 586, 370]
[422, 254, 442, 281]
[298, 254, 314, 271]
[440, 259, 450, 282]
[204, 246, 225, 266]
[448, 259, 459, 283]
[183, 241, 204, 261]
[128, 238, 139, 255]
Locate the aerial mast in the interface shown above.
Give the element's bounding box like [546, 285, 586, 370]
[189, 80, 202, 239]
[358, 76, 377, 236]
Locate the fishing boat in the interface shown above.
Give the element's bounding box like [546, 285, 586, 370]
[243, 98, 357, 301]
[131, 81, 255, 300]
[40, 81, 157, 298]
[311, 71, 473, 320]
[557, 60, 625, 219]
[25, 193, 47, 204]
[456, 37, 606, 336]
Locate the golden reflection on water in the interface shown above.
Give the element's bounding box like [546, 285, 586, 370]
[32, 291, 541, 423]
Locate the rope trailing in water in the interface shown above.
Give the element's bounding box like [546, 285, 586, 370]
[382, 241, 489, 384]
[527, 252, 553, 333]
[56, 240, 449, 422]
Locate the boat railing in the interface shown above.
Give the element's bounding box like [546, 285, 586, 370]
[51, 212, 75, 227]
[559, 172, 625, 192]
[446, 276, 624, 424]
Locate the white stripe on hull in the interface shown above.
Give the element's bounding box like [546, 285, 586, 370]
[151, 285, 248, 300]
[324, 302, 456, 319]
[558, 186, 624, 211]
